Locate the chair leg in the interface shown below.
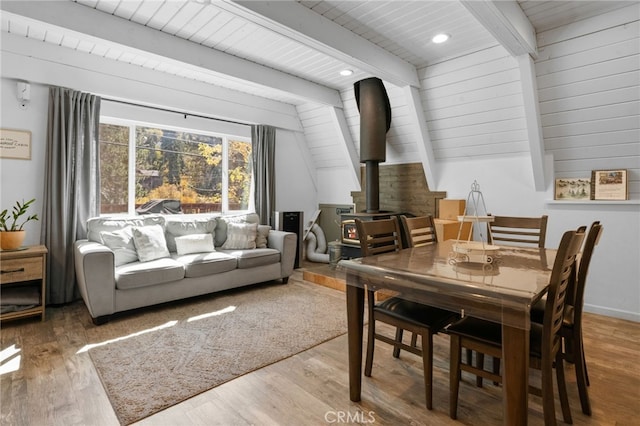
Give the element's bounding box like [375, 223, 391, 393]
[492, 356, 501, 386]
[574, 334, 592, 415]
[364, 319, 376, 377]
[392, 327, 404, 358]
[422, 332, 434, 410]
[449, 335, 462, 419]
[475, 352, 485, 387]
[541, 354, 559, 426]
[555, 352, 573, 424]
[411, 332, 418, 348]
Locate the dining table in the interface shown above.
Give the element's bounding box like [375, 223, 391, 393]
[338, 239, 556, 426]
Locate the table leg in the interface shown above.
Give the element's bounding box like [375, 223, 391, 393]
[502, 324, 529, 426]
[346, 275, 364, 402]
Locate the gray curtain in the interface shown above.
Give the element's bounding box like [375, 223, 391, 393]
[251, 125, 276, 226]
[42, 87, 101, 304]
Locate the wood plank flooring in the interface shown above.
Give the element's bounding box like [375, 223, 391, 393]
[1, 268, 638, 425]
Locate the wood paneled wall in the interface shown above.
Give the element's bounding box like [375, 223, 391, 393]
[535, 5, 639, 198]
[350, 162, 446, 216]
[417, 44, 529, 160]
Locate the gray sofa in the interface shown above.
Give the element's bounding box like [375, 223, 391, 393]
[74, 213, 296, 324]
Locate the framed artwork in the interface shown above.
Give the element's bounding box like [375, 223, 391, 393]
[591, 169, 628, 200]
[554, 178, 591, 200]
[0, 128, 31, 160]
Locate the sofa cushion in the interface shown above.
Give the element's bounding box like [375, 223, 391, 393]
[215, 213, 260, 247]
[172, 252, 238, 278]
[100, 227, 138, 266]
[115, 258, 185, 290]
[87, 215, 165, 243]
[132, 224, 171, 262]
[175, 233, 215, 255]
[221, 222, 258, 250]
[219, 248, 280, 269]
[256, 225, 271, 249]
[164, 217, 216, 252]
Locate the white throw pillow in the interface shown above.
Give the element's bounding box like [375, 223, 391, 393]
[100, 227, 139, 266]
[132, 224, 170, 262]
[256, 225, 271, 248]
[221, 222, 258, 250]
[175, 233, 215, 255]
[164, 218, 216, 252]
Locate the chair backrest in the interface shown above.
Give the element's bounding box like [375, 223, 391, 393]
[355, 217, 403, 257]
[400, 215, 438, 248]
[488, 215, 548, 248]
[542, 228, 586, 358]
[571, 221, 603, 327]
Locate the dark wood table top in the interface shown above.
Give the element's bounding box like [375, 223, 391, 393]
[339, 240, 556, 329]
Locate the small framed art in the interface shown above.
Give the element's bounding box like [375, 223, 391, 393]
[554, 178, 591, 200]
[591, 169, 628, 200]
[0, 128, 32, 160]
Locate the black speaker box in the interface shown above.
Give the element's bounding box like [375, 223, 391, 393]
[274, 211, 304, 268]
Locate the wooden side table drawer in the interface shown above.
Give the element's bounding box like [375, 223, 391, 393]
[0, 257, 43, 284]
[0, 245, 48, 322]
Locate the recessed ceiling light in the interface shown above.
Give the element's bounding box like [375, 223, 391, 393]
[432, 33, 450, 44]
[340, 69, 354, 76]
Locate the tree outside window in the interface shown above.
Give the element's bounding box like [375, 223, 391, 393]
[99, 121, 252, 215]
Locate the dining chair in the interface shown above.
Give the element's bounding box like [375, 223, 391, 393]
[355, 217, 459, 410]
[530, 221, 603, 415]
[400, 215, 438, 248]
[488, 214, 548, 248]
[399, 214, 441, 349]
[447, 227, 586, 425]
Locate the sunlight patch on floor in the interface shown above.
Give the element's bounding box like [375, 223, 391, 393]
[0, 344, 21, 376]
[187, 305, 236, 322]
[76, 320, 178, 354]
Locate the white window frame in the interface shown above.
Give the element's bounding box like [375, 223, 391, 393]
[100, 116, 252, 216]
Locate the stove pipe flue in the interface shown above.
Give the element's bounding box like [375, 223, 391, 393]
[354, 77, 392, 213]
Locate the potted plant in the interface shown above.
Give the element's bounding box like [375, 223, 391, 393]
[0, 198, 39, 250]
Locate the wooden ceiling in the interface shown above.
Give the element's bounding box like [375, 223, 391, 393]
[1, 1, 632, 105]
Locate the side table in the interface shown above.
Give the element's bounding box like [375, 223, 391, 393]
[0, 245, 48, 322]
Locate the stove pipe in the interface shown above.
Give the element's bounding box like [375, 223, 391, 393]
[354, 77, 392, 213]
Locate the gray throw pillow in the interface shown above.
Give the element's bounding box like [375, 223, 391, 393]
[221, 222, 258, 250]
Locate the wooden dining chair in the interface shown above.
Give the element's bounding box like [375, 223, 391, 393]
[400, 215, 438, 248]
[447, 227, 586, 425]
[488, 214, 548, 248]
[531, 221, 603, 415]
[355, 217, 459, 410]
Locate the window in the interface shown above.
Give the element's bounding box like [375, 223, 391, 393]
[99, 120, 252, 215]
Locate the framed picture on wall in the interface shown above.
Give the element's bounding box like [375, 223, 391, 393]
[0, 128, 32, 160]
[554, 178, 591, 200]
[591, 169, 628, 200]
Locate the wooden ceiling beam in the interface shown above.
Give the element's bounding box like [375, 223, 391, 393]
[461, 0, 538, 58]
[225, 1, 420, 88]
[0, 1, 342, 107]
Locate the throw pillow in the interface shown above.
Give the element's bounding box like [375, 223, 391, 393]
[256, 225, 271, 248]
[175, 233, 215, 255]
[132, 224, 170, 262]
[221, 222, 258, 250]
[164, 217, 216, 252]
[100, 227, 139, 266]
[215, 213, 260, 247]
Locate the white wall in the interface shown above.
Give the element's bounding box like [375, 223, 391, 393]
[438, 154, 640, 322]
[274, 128, 319, 230]
[535, 5, 640, 198]
[0, 79, 48, 246]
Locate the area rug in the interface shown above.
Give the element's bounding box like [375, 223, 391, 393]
[87, 282, 347, 425]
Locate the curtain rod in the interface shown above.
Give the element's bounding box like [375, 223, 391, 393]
[102, 98, 251, 127]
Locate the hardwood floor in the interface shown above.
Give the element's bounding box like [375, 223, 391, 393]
[1, 268, 638, 425]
